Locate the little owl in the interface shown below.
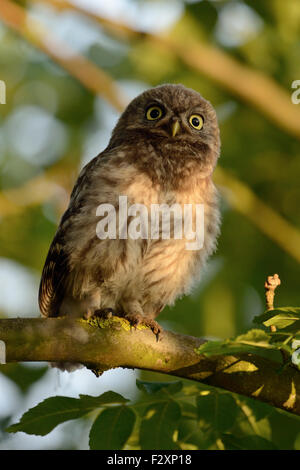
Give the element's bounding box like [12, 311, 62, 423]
[39, 84, 221, 347]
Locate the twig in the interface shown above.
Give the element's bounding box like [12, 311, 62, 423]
[264, 274, 281, 332]
[0, 0, 127, 111]
[215, 169, 300, 264]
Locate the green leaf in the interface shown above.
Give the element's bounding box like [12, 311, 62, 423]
[140, 400, 181, 450]
[221, 433, 277, 450]
[136, 379, 182, 395]
[197, 329, 274, 357]
[178, 417, 205, 449]
[6, 391, 129, 436]
[196, 392, 238, 433]
[0, 364, 48, 394]
[254, 307, 300, 330]
[78, 391, 129, 407]
[0, 416, 12, 441]
[6, 397, 89, 436]
[236, 396, 273, 422]
[89, 406, 136, 450]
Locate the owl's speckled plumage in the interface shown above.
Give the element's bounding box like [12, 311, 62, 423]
[39, 84, 221, 338]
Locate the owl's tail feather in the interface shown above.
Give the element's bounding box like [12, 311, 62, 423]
[50, 362, 84, 372]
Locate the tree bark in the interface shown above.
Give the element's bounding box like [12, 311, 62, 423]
[0, 316, 300, 416]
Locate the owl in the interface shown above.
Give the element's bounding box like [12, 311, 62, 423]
[39, 84, 221, 343]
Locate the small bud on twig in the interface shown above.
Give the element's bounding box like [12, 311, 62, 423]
[264, 273, 281, 332]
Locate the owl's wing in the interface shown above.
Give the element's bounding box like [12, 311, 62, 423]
[38, 232, 70, 317]
[39, 155, 101, 317]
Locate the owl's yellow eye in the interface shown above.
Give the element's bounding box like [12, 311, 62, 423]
[146, 106, 163, 121]
[189, 114, 204, 130]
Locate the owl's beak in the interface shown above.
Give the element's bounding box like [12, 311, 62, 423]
[171, 120, 181, 137]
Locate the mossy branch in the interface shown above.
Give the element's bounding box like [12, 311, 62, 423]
[1, 316, 300, 417]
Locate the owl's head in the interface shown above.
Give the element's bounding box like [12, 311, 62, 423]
[109, 84, 220, 172]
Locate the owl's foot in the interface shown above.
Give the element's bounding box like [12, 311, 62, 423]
[84, 308, 115, 320]
[143, 318, 162, 338]
[124, 312, 162, 340]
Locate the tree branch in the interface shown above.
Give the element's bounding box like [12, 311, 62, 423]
[215, 168, 300, 264]
[1, 317, 300, 416]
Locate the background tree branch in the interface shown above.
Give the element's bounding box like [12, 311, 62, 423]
[0, 0, 127, 111]
[1, 316, 300, 417]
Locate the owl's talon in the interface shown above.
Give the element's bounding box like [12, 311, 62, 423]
[89, 308, 115, 320]
[83, 309, 93, 320]
[124, 312, 143, 330]
[145, 319, 163, 340]
[123, 313, 162, 339]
